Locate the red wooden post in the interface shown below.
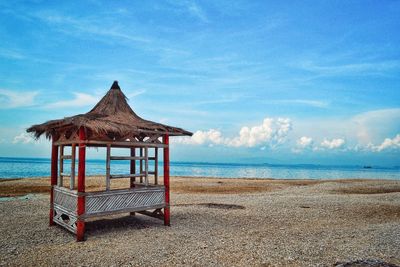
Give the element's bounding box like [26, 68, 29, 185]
[76, 127, 86, 241]
[163, 134, 170, 226]
[49, 142, 58, 226]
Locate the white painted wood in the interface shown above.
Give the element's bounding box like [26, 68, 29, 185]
[110, 174, 145, 179]
[154, 148, 158, 185]
[70, 144, 76, 190]
[140, 148, 143, 183]
[106, 144, 111, 190]
[58, 145, 64, 187]
[110, 156, 145, 160]
[145, 147, 149, 186]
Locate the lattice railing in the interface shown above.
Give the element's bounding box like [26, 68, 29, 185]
[52, 186, 165, 220]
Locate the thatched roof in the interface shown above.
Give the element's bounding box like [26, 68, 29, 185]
[27, 81, 192, 141]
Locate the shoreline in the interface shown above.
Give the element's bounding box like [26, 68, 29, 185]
[2, 175, 400, 197]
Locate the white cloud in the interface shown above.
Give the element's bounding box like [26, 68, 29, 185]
[13, 132, 34, 144]
[175, 129, 223, 145]
[226, 118, 275, 147]
[320, 138, 345, 149]
[174, 117, 292, 148]
[0, 89, 38, 108]
[226, 118, 291, 147]
[297, 136, 313, 148]
[292, 136, 314, 153]
[368, 134, 400, 152]
[44, 92, 99, 109]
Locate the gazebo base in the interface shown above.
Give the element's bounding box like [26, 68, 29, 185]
[52, 185, 166, 236]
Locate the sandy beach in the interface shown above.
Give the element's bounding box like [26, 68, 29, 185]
[1, 176, 400, 266]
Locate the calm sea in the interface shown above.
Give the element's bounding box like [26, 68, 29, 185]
[0, 157, 399, 180]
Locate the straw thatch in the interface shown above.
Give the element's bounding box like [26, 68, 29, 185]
[27, 81, 192, 141]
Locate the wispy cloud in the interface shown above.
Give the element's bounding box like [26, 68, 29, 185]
[0, 48, 25, 60]
[269, 99, 329, 108]
[191, 93, 246, 106]
[44, 92, 99, 109]
[33, 12, 151, 44]
[296, 60, 400, 77]
[0, 89, 38, 108]
[13, 132, 35, 144]
[186, 1, 209, 23]
[44, 89, 146, 109]
[167, 0, 209, 23]
[126, 89, 146, 99]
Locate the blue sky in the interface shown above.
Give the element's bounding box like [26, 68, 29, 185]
[0, 0, 399, 166]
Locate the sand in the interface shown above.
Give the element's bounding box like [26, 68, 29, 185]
[0, 176, 400, 266]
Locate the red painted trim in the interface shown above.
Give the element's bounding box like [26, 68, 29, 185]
[163, 134, 170, 226]
[49, 143, 58, 226]
[77, 127, 86, 241]
[77, 128, 86, 194]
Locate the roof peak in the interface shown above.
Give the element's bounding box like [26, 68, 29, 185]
[111, 80, 120, 90]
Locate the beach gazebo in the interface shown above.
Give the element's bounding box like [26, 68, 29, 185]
[27, 81, 192, 241]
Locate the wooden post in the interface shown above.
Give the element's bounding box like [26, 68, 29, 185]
[70, 144, 76, 190]
[154, 148, 158, 185]
[144, 147, 149, 186]
[76, 127, 86, 242]
[163, 134, 170, 226]
[58, 145, 64, 187]
[50, 142, 58, 226]
[130, 148, 136, 188]
[140, 148, 143, 183]
[130, 148, 136, 216]
[106, 144, 111, 191]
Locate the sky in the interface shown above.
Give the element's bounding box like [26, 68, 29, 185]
[0, 0, 399, 166]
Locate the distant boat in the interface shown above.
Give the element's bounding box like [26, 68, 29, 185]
[363, 166, 372, 169]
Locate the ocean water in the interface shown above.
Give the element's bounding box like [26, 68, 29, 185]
[0, 157, 399, 180]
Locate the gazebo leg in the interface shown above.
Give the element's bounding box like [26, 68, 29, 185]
[49, 143, 58, 226]
[76, 127, 86, 241]
[130, 147, 136, 216]
[163, 134, 170, 226]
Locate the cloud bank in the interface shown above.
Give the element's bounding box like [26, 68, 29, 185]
[173, 114, 399, 155]
[174, 117, 292, 148]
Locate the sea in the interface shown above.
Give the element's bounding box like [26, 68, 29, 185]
[0, 157, 399, 180]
